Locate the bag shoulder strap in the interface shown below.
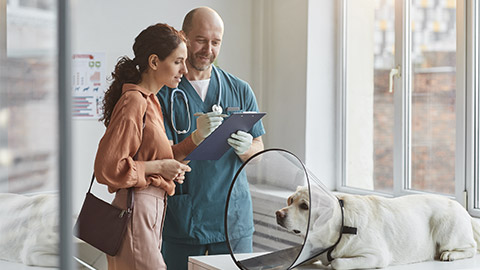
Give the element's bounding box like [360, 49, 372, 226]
[88, 110, 147, 211]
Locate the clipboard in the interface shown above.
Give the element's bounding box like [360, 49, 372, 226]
[185, 112, 266, 160]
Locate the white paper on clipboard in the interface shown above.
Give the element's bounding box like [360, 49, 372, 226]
[185, 112, 266, 160]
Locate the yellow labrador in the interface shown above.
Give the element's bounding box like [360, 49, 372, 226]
[276, 186, 480, 269]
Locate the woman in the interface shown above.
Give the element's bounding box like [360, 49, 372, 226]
[94, 23, 198, 270]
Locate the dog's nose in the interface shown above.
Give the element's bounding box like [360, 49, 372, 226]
[276, 210, 285, 219]
[276, 210, 286, 224]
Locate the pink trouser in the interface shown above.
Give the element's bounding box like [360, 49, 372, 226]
[107, 186, 167, 270]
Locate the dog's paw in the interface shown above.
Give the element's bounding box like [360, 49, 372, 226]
[440, 251, 458, 261]
[440, 249, 476, 261]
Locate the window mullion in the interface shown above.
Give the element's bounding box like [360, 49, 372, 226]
[466, 0, 479, 215]
[393, 0, 412, 196]
[339, 0, 347, 190]
[1, 0, 5, 59]
[473, 0, 478, 212]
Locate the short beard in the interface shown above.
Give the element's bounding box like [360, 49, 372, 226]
[188, 53, 213, 71]
[189, 59, 209, 71]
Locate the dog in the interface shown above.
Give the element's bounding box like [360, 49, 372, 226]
[276, 186, 480, 269]
[0, 192, 60, 267]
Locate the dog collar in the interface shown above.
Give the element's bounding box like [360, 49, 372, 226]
[326, 199, 357, 262]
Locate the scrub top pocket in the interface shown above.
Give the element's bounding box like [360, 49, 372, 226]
[163, 194, 194, 240]
[174, 178, 190, 195]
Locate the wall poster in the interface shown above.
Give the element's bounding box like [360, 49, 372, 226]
[72, 53, 106, 119]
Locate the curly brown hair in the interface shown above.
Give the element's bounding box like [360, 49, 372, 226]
[100, 23, 186, 127]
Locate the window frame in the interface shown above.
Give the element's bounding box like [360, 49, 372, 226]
[58, 0, 75, 267]
[466, 0, 479, 216]
[338, 0, 471, 208]
[1, 0, 73, 266]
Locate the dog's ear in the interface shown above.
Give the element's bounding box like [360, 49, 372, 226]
[310, 192, 337, 231]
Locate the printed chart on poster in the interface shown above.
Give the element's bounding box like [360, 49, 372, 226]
[72, 53, 106, 119]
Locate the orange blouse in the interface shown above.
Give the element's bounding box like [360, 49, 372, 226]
[94, 84, 195, 195]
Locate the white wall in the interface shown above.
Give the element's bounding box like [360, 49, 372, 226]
[71, 0, 339, 212]
[252, 0, 308, 159]
[251, 0, 338, 190]
[305, 0, 338, 190]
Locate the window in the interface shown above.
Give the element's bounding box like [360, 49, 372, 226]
[3, 0, 58, 193]
[409, 0, 456, 194]
[1, 0, 74, 268]
[340, 0, 459, 197]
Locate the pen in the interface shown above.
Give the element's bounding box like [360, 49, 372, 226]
[193, 112, 228, 118]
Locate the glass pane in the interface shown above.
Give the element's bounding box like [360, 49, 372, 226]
[410, 0, 456, 194]
[345, 0, 395, 192]
[0, 0, 59, 267]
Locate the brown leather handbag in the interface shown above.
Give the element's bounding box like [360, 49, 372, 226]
[74, 112, 145, 256]
[73, 175, 133, 256]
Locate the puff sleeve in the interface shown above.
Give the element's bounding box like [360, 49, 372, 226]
[94, 92, 148, 193]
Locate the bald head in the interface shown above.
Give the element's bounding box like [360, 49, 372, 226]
[182, 7, 224, 36]
[181, 7, 225, 74]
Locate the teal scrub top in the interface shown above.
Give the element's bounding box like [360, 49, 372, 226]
[157, 66, 265, 245]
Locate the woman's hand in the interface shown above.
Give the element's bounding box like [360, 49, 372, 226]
[173, 160, 190, 184]
[173, 171, 186, 184]
[145, 159, 191, 182]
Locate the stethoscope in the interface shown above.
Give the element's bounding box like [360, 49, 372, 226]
[170, 65, 223, 134]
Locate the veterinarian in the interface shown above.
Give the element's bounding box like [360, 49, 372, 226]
[156, 6, 266, 270]
[94, 23, 215, 270]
